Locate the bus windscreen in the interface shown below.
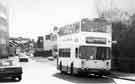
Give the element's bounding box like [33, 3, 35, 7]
[79, 46, 111, 60]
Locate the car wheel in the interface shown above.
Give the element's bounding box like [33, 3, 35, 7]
[12, 75, 22, 81]
[17, 75, 22, 81]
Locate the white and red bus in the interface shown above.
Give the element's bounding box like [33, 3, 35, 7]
[57, 18, 112, 76]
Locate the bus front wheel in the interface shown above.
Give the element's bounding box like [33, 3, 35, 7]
[60, 62, 63, 73]
[70, 63, 73, 75]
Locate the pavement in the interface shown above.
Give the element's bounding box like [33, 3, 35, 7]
[110, 71, 135, 81]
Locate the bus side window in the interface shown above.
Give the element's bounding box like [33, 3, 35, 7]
[59, 48, 70, 57]
[75, 48, 78, 58]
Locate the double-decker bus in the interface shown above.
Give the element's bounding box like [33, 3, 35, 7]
[57, 18, 112, 76]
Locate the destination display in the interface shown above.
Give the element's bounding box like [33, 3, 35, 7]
[86, 37, 106, 44]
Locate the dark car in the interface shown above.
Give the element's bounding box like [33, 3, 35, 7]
[18, 53, 29, 62]
[0, 59, 22, 81]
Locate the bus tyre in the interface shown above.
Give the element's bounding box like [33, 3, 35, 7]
[70, 63, 73, 75]
[60, 62, 63, 73]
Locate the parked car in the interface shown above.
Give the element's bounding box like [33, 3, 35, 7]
[0, 58, 22, 81]
[47, 56, 54, 61]
[18, 53, 29, 62]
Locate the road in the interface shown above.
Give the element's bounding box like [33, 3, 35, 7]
[0, 57, 134, 84]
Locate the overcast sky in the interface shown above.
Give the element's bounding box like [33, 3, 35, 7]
[8, 0, 97, 40]
[1, 0, 135, 40]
